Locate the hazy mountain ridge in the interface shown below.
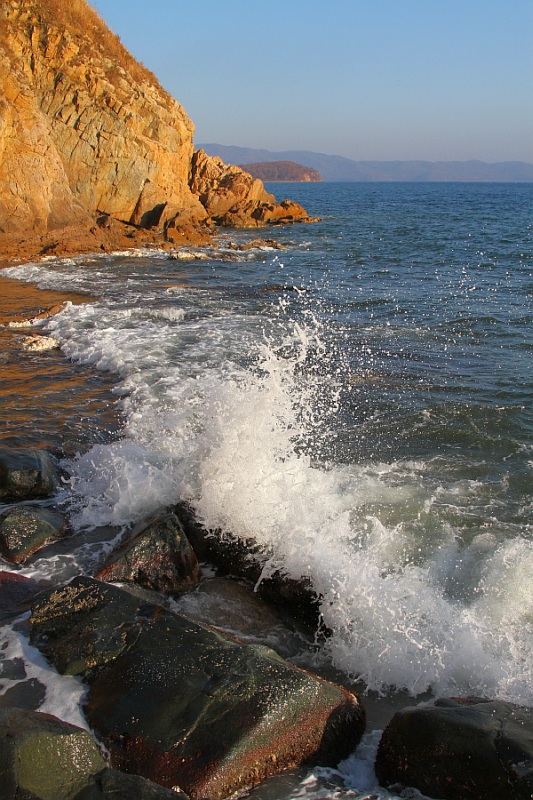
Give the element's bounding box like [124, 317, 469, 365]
[200, 144, 533, 183]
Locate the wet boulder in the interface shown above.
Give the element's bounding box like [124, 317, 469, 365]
[375, 696, 533, 800]
[173, 576, 312, 659]
[0, 707, 105, 799]
[0, 506, 67, 564]
[30, 577, 365, 800]
[0, 708, 188, 800]
[74, 767, 189, 800]
[0, 570, 51, 623]
[0, 448, 58, 502]
[175, 502, 320, 627]
[96, 509, 200, 595]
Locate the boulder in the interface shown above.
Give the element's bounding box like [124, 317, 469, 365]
[30, 577, 365, 800]
[190, 150, 313, 228]
[0, 448, 58, 502]
[172, 576, 311, 659]
[0, 707, 105, 800]
[0, 571, 51, 623]
[375, 696, 533, 800]
[74, 768, 188, 800]
[0, 708, 188, 800]
[0, 506, 66, 563]
[175, 502, 321, 627]
[96, 508, 200, 595]
[251, 198, 318, 225]
[213, 198, 315, 229]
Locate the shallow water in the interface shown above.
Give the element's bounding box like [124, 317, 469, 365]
[1, 182, 532, 798]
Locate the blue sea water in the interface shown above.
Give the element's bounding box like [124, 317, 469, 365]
[2, 181, 533, 797]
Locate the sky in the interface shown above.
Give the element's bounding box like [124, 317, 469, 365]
[91, 1, 533, 163]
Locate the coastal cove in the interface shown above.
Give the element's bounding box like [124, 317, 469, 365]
[1, 181, 533, 798]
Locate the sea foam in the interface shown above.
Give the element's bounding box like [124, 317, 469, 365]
[4, 254, 533, 707]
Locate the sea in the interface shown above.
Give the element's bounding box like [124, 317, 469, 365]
[1, 181, 532, 799]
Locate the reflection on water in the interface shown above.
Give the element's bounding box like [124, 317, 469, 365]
[0, 275, 121, 453]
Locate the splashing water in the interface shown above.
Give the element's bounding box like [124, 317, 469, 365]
[3, 182, 533, 711]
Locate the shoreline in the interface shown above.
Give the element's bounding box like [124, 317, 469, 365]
[0, 261, 427, 735]
[0, 270, 123, 453]
[0, 217, 214, 272]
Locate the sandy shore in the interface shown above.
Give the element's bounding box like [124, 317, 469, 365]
[0, 272, 122, 453]
[0, 273, 93, 327]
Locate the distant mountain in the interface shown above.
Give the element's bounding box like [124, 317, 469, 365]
[200, 144, 533, 183]
[239, 161, 321, 182]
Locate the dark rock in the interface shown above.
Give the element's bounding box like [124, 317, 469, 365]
[0, 677, 47, 711]
[30, 577, 365, 800]
[375, 696, 533, 800]
[0, 707, 105, 799]
[96, 509, 200, 595]
[172, 576, 312, 659]
[0, 655, 27, 681]
[0, 506, 67, 564]
[0, 571, 51, 623]
[0, 448, 58, 502]
[74, 767, 189, 800]
[226, 238, 284, 251]
[175, 502, 321, 628]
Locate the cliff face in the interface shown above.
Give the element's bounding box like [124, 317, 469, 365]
[0, 0, 311, 250]
[0, 0, 206, 235]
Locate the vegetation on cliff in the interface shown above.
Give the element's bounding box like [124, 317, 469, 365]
[239, 161, 322, 182]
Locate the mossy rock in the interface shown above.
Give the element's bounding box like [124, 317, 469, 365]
[0, 506, 66, 563]
[0, 708, 105, 800]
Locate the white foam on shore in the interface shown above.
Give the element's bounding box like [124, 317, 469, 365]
[0, 618, 90, 731]
[3, 260, 533, 708]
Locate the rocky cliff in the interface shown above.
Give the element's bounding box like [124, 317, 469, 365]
[0, 0, 312, 259]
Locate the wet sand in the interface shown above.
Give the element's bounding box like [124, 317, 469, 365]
[0, 274, 122, 453]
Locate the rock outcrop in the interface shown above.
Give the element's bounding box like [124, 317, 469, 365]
[0, 0, 315, 258]
[0, 0, 205, 236]
[190, 150, 314, 227]
[190, 149, 275, 221]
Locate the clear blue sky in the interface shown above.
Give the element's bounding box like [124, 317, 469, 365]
[92, 0, 533, 163]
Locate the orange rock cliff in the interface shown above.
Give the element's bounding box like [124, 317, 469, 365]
[0, 0, 313, 261]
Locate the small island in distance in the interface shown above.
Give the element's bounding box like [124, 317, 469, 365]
[239, 160, 322, 182]
[201, 144, 533, 182]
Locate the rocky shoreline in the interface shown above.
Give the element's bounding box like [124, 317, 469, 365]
[2, 286, 533, 799]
